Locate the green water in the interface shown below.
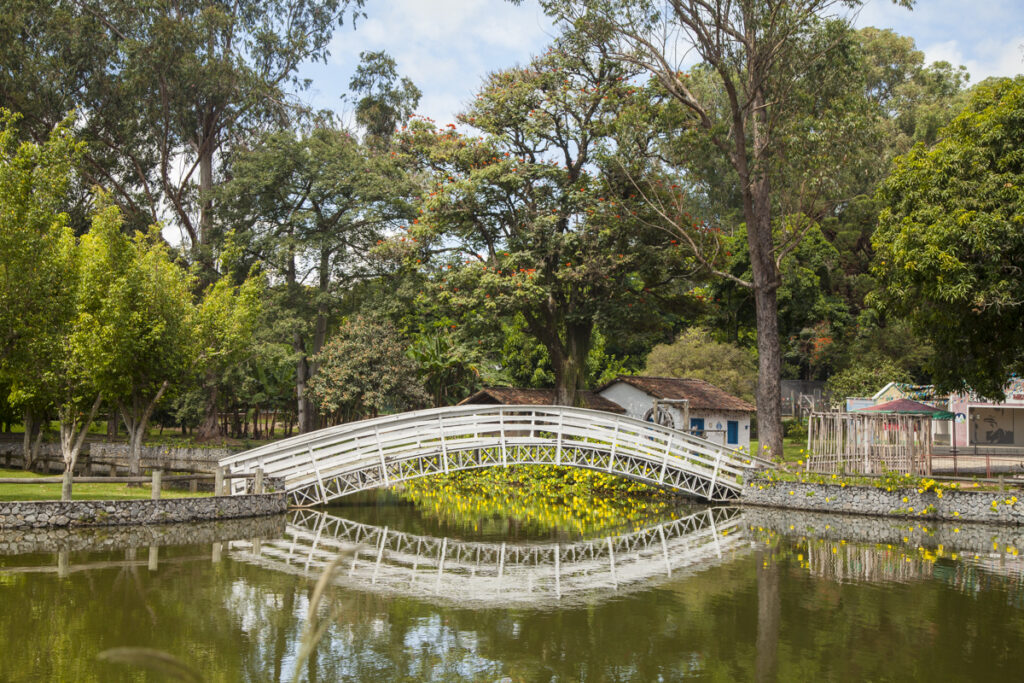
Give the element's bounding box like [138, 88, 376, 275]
[3, 492, 1024, 682]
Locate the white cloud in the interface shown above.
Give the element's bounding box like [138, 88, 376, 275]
[303, 0, 554, 125]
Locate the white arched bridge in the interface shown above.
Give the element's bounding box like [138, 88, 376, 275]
[219, 405, 770, 506]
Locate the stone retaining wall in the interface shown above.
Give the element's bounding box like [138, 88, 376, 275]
[0, 492, 287, 529]
[741, 476, 1024, 524]
[0, 513, 287, 555]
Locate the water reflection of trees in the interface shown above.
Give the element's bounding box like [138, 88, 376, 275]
[4, 507, 1024, 680]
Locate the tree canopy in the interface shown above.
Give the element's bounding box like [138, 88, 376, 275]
[873, 76, 1024, 399]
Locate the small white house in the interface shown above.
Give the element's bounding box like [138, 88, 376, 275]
[597, 376, 755, 451]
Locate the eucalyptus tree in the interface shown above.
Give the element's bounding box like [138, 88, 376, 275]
[531, 0, 910, 455]
[401, 44, 687, 407]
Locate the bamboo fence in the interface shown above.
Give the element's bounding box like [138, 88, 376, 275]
[806, 412, 933, 475]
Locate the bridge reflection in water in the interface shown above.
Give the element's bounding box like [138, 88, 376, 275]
[229, 506, 747, 607]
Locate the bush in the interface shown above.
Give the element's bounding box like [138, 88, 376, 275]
[783, 418, 808, 441]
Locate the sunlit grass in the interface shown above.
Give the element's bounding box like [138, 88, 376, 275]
[0, 468, 211, 501]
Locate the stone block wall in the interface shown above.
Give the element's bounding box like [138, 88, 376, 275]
[0, 492, 287, 529]
[741, 476, 1024, 524]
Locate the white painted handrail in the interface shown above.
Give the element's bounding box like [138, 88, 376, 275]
[220, 405, 768, 504]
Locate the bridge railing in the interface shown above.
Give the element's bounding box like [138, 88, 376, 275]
[220, 405, 765, 499]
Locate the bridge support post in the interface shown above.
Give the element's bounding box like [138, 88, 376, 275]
[708, 449, 722, 499]
[437, 416, 449, 474]
[607, 423, 620, 473]
[556, 412, 564, 465]
[214, 467, 224, 497]
[308, 447, 328, 505]
[499, 408, 507, 467]
[658, 435, 673, 485]
[375, 427, 390, 486]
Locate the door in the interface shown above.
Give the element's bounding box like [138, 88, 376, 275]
[689, 417, 705, 438]
[727, 420, 739, 445]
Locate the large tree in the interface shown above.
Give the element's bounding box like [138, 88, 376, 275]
[0, 0, 365, 266]
[220, 118, 417, 432]
[0, 110, 83, 469]
[402, 44, 687, 406]
[74, 207, 195, 475]
[873, 76, 1024, 399]
[534, 0, 907, 455]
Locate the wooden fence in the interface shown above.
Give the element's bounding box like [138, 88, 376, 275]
[806, 412, 933, 475]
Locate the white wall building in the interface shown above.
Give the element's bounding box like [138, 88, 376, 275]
[597, 376, 755, 452]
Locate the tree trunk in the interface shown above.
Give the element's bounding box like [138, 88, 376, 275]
[21, 409, 38, 471]
[295, 344, 315, 434]
[745, 181, 784, 459]
[107, 409, 118, 437]
[120, 381, 169, 478]
[197, 376, 222, 441]
[59, 395, 103, 502]
[195, 121, 216, 281]
[545, 319, 593, 407]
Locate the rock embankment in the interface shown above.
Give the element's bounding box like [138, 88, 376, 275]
[741, 475, 1024, 525]
[0, 492, 287, 529]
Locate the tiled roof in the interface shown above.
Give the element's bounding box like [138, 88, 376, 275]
[457, 387, 626, 413]
[597, 376, 755, 412]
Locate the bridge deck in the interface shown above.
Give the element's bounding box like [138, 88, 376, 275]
[220, 405, 770, 505]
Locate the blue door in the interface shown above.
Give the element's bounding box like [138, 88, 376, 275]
[690, 418, 705, 438]
[727, 420, 739, 445]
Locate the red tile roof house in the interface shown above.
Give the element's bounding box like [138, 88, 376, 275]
[458, 387, 626, 413]
[596, 376, 755, 452]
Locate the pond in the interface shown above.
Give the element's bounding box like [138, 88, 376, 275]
[3, 490, 1024, 681]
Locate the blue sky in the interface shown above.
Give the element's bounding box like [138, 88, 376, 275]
[296, 0, 1024, 128]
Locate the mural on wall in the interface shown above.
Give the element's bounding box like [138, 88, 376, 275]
[972, 409, 1017, 445]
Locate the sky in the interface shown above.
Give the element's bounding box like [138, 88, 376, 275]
[296, 0, 1024, 128]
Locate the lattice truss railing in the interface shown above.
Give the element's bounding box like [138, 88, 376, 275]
[220, 405, 769, 505]
[229, 506, 747, 606]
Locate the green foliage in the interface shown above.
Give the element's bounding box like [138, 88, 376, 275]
[348, 50, 422, 141]
[75, 207, 195, 406]
[0, 0, 368, 257]
[308, 315, 427, 421]
[400, 42, 685, 404]
[782, 418, 809, 441]
[824, 360, 913, 406]
[873, 76, 1024, 398]
[0, 109, 82, 381]
[406, 327, 496, 407]
[644, 328, 757, 402]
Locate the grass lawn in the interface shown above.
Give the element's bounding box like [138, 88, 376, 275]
[748, 439, 806, 463]
[0, 468, 211, 502]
